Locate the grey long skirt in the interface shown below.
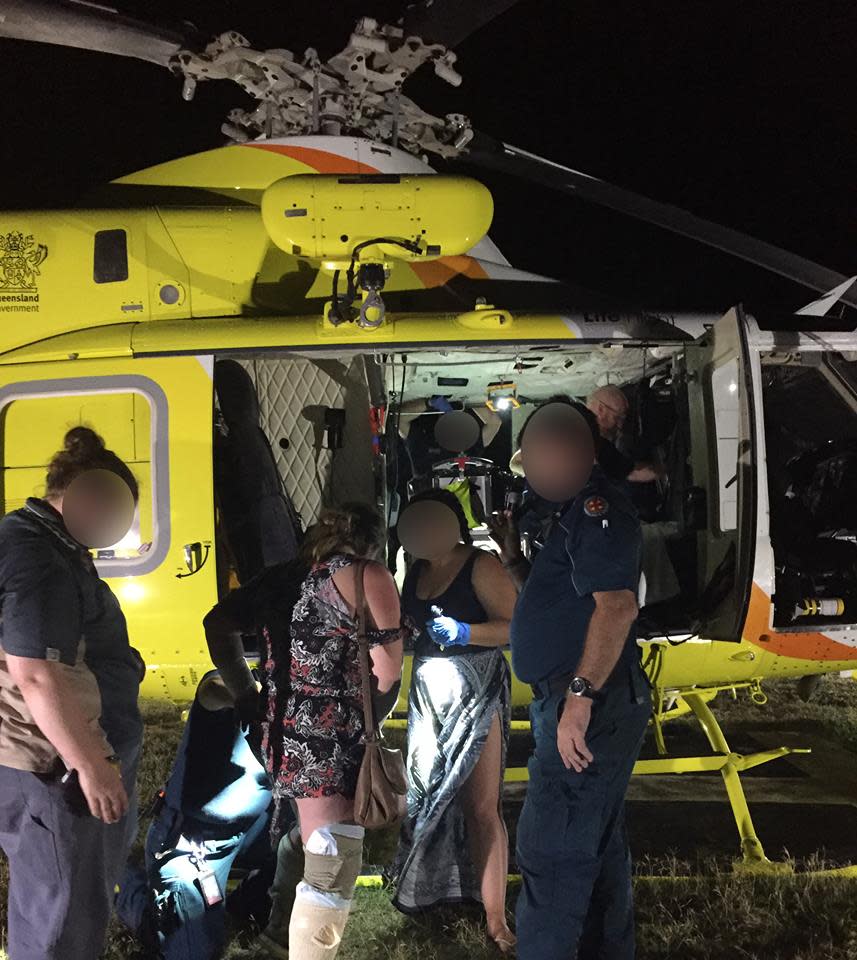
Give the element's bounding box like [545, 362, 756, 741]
[392, 647, 511, 913]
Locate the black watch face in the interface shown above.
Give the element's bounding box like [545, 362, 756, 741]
[570, 678, 587, 696]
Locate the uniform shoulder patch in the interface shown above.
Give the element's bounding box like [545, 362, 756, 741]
[583, 495, 609, 518]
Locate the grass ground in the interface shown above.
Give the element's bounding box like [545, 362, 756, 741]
[3, 676, 857, 959]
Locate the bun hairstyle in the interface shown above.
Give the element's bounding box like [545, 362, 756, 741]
[302, 501, 383, 564]
[46, 426, 139, 502]
[402, 488, 472, 544]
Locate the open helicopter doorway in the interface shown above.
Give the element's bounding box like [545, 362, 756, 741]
[381, 330, 742, 640]
[207, 312, 756, 646]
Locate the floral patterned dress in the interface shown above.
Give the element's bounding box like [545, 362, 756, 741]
[271, 554, 405, 800]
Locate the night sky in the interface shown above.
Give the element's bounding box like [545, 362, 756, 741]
[0, 0, 854, 315]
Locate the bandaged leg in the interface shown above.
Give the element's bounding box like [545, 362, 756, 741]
[288, 824, 364, 960]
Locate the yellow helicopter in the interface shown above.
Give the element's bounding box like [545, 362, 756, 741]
[1, 0, 856, 867]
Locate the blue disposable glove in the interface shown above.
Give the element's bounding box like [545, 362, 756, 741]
[426, 615, 471, 647]
[428, 395, 455, 413]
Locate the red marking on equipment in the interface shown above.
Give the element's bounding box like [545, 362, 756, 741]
[245, 143, 380, 175]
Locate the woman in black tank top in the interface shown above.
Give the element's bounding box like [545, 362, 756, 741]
[391, 490, 517, 953]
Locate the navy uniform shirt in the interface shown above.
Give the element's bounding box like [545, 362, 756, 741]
[0, 498, 143, 761]
[510, 471, 641, 686]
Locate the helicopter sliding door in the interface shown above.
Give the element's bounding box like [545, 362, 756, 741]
[683, 306, 758, 641]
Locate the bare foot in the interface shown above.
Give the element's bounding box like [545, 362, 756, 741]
[488, 923, 517, 955]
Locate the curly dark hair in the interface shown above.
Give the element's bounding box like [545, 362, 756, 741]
[46, 426, 139, 501]
[399, 488, 472, 544]
[302, 501, 384, 564]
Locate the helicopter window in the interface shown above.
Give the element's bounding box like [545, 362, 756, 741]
[0, 378, 169, 578]
[93, 229, 129, 284]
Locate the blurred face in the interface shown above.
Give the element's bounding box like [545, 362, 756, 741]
[61, 469, 136, 549]
[397, 499, 461, 560]
[593, 394, 628, 440]
[520, 404, 595, 503]
[435, 410, 480, 453]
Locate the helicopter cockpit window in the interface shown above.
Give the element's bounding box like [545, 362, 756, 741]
[0, 378, 169, 578]
[93, 229, 129, 284]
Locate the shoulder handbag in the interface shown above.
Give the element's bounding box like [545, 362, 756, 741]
[352, 560, 408, 830]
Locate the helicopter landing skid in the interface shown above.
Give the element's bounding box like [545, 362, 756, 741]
[503, 686, 812, 872]
[641, 691, 809, 872]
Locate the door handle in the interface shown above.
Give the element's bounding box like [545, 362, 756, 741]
[176, 541, 211, 579]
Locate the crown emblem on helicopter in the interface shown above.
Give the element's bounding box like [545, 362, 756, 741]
[0, 231, 49, 292]
[169, 18, 474, 159]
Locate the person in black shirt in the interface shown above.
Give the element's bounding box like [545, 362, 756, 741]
[586, 386, 664, 484]
[0, 427, 144, 960]
[391, 490, 517, 953]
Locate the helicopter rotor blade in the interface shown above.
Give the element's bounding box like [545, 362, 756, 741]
[0, 0, 190, 67]
[402, 0, 524, 49]
[465, 135, 857, 310]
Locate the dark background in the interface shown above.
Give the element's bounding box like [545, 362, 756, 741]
[0, 0, 854, 312]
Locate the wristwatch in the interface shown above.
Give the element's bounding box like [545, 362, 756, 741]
[566, 676, 599, 701]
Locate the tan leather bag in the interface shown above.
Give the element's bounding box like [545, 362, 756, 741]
[352, 560, 408, 830]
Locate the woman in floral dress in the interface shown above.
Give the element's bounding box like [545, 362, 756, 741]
[259, 502, 408, 959]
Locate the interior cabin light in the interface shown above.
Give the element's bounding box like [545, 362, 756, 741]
[486, 380, 520, 413]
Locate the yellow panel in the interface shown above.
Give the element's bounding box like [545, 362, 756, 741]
[261, 174, 493, 261]
[154, 208, 270, 318]
[114, 142, 318, 193]
[3, 465, 44, 512]
[0, 211, 150, 352]
[2, 393, 136, 468]
[0, 391, 154, 560]
[132, 393, 151, 462]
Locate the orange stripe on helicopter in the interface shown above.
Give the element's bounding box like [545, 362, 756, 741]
[246, 143, 380, 175]
[745, 583, 857, 661]
[410, 255, 489, 288]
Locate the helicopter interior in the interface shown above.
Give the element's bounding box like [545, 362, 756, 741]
[212, 341, 701, 636]
[761, 351, 857, 630]
[382, 345, 697, 635]
[211, 341, 857, 638]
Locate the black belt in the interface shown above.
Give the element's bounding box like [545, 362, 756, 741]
[530, 674, 573, 701]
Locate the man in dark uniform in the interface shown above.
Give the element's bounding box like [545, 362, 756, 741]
[501, 400, 651, 960]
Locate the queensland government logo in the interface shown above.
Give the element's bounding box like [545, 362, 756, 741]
[0, 231, 48, 312]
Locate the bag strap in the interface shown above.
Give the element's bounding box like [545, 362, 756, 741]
[354, 559, 379, 741]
